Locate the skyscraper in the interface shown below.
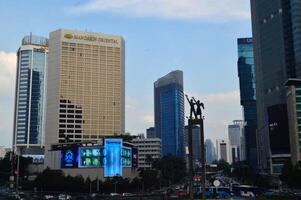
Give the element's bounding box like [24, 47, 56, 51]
[146, 127, 156, 138]
[228, 120, 244, 163]
[216, 139, 231, 163]
[183, 125, 201, 167]
[237, 38, 258, 168]
[250, 1, 297, 173]
[154, 70, 184, 157]
[205, 139, 216, 164]
[44, 29, 125, 152]
[13, 34, 48, 154]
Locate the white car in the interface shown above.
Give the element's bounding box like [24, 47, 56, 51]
[58, 194, 72, 200]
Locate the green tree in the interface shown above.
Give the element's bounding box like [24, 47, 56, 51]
[213, 159, 231, 175]
[153, 154, 186, 186]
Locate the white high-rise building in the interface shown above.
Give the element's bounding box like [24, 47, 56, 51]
[216, 139, 231, 163]
[13, 34, 48, 155]
[132, 138, 161, 168]
[228, 120, 245, 163]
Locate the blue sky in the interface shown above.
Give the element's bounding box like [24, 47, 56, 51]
[0, 0, 252, 147]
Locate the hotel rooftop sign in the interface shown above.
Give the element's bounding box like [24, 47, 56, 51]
[64, 33, 119, 44]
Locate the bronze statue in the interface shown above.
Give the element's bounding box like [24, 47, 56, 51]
[185, 94, 196, 119]
[192, 97, 204, 119]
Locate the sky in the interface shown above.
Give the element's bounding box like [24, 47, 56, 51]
[0, 0, 252, 147]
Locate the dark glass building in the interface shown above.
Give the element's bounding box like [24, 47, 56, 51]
[146, 127, 156, 138]
[12, 34, 48, 154]
[205, 139, 216, 164]
[250, 0, 301, 173]
[154, 70, 184, 157]
[183, 125, 201, 168]
[237, 38, 258, 169]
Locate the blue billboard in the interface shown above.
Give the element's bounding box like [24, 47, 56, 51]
[122, 146, 132, 167]
[104, 138, 122, 177]
[61, 147, 78, 168]
[78, 147, 105, 168]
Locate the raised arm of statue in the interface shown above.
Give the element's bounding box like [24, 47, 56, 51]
[185, 94, 191, 103]
[192, 97, 197, 103]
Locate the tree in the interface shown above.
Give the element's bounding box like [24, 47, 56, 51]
[138, 169, 159, 191]
[213, 159, 231, 175]
[153, 154, 186, 186]
[145, 155, 154, 168]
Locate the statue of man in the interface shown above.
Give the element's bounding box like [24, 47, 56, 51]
[192, 97, 204, 119]
[185, 94, 196, 119]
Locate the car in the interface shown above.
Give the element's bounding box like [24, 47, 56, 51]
[110, 193, 120, 196]
[122, 193, 135, 196]
[217, 191, 231, 198]
[44, 194, 55, 200]
[58, 194, 72, 200]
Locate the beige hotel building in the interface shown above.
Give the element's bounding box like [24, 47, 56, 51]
[45, 29, 125, 152]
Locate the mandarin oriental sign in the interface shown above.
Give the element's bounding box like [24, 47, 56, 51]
[64, 33, 118, 44]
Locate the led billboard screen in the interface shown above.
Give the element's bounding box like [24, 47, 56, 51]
[104, 138, 122, 177]
[61, 147, 78, 168]
[79, 147, 105, 168]
[122, 147, 132, 167]
[132, 147, 138, 168]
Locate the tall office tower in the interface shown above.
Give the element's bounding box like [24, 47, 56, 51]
[228, 120, 244, 163]
[12, 34, 48, 155]
[237, 38, 258, 168]
[205, 139, 216, 164]
[216, 139, 231, 163]
[45, 29, 125, 150]
[250, 1, 297, 174]
[183, 125, 201, 168]
[285, 1, 301, 165]
[154, 70, 184, 157]
[146, 127, 156, 138]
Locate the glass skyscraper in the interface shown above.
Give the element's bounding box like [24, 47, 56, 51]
[251, 0, 301, 174]
[154, 70, 184, 158]
[13, 34, 48, 154]
[237, 38, 258, 169]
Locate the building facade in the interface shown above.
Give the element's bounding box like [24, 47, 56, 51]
[216, 139, 231, 163]
[132, 138, 161, 169]
[45, 29, 125, 166]
[250, 0, 296, 173]
[13, 34, 48, 154]
[183, 125, 201, 167]
[228, 120, 245, 163]
[237, 38, 258, 168]
[146, 127, 156, 138]
[154, 70, 184, 157]
[205, 139, 216, 164]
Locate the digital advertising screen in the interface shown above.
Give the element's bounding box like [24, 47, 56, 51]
[122, 147, 132, 167]
[61, 147, 78, 168]
[132, 147, 138, 168]
[104, 138, 122, 177]
[78, 147, 105, 168]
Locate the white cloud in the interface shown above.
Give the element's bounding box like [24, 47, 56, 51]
[0, 51, 16, 147]
[126, 90, 242, 142]
[68, 0, 250, 22]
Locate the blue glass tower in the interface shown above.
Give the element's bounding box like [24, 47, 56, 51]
[13, 34, 48, 154]
[237, 38, 258, 169]
[154, 70, 184, 158]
